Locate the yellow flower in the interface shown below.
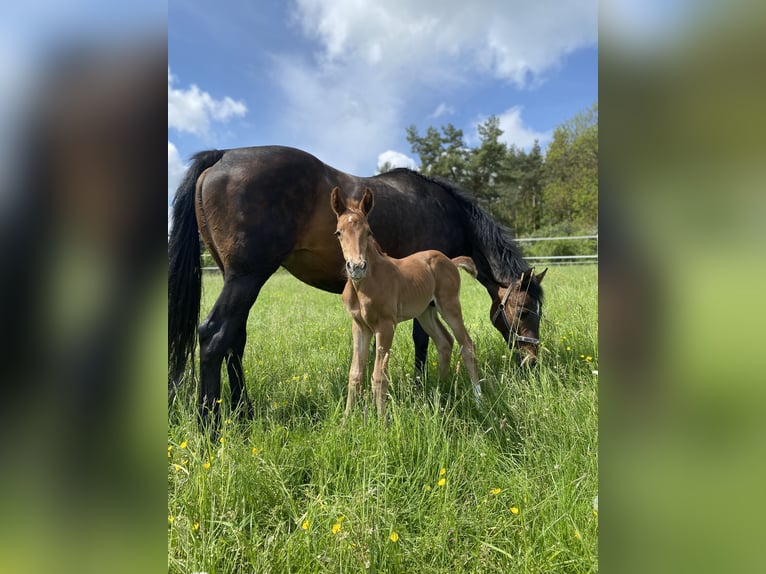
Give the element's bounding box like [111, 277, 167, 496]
[566, 346, 571, 351]
[439, 468, 446, 476]
[192, 522, 200, 531]
[219, 437, 225, 444]
[301, 520, 310, 532]
[202, 461, 211, 469]
[216, 398, 222, 404]
[437, 478, 446, 487]
[490, 488, 502, 495]
[251, 447, 259, 455]
[510, 506, 520, 515]
[575, 529, 581, 540]
[585, 356, 593, 362]
[168, 515, 174, 524]
[331, 522, 342, 535]
[389, 531, 399, 543]
[179, 441, 187, 449]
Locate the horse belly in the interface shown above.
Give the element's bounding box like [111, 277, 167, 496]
[282, 249, 346, 293]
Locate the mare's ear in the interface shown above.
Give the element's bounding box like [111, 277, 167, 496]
[360, 187, 374, 216]
[520, 268, 534, 285]
[535, 268, 548, 284]
[330, 186, 345, 216]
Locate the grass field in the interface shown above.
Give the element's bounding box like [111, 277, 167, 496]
[168, 265, 598, 573]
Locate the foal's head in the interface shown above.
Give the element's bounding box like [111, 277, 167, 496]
[491, 268, 547, 367]
[331, 186, 375, 282]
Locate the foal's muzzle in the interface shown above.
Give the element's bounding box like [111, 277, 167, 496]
[346, 260, 368, 281]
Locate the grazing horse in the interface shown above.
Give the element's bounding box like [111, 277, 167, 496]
[168, 145, 545, 426]
[331, 187, 481, 419]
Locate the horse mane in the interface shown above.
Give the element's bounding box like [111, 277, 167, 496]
[384, 169, 533, 288]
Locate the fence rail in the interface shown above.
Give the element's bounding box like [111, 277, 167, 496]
[516, 234, 598, 265]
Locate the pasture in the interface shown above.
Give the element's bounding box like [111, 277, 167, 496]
[168, 265, 598, 573]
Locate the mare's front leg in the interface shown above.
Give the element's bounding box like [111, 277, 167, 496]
[372, 323, 395, 421]
[346, 319, 372, 416]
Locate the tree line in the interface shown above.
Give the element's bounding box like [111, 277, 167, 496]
[381, 103, 597, 240]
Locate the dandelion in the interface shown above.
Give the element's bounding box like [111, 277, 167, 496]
[168, 515, 174, 524]
[216, 398, 222, 404]
[574, 529, 582, 540]
[510, 506, 520, 515]
[192, 522, 200, 531]
[437, 478, 446, 487]
[180, 441, 187, 449]
[301, 520, 310, 532]
[389, 531, 399, 543]
[490, 488, 502, 496]
[585, 356, 593, 362]
[219, 437, 225, 444]
[439, 468, 446, 476]
[331, 522, 342, 535]
[202, 461, 211, 469]
[251, 447, 259, 455]
[566, 346, 571, 351]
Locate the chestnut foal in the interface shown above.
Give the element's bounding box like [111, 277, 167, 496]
[331, 186, 481, 420]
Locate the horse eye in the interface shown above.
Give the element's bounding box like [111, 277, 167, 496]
[334, 230, 341, 238]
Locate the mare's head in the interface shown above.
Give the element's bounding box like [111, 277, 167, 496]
[330, 186, 375, 282]
[491, 268, 547, 367]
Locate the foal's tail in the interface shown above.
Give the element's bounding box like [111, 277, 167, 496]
[168, 149, 226, 403]
[452, 256, 478, 278]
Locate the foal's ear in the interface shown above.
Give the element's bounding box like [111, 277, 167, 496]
[360, 187, 374, 216]
[535, 268, 548, 284]
[330, 186, 346, 216]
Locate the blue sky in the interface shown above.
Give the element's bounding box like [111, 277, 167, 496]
[168, 0, 597, 202]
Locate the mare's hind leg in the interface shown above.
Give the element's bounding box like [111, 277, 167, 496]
[434, 298, 481, 400]
[225, 323, 254, 420]
[198, 273, 265, 428]
[412, 319, 429, 375]
[415, 306, 454, 381]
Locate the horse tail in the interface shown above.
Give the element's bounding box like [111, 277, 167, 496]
[452, 256, 478, 278]
[168, 149, 226, 402]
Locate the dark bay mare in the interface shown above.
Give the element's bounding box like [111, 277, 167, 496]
[169, 145, 546, 426]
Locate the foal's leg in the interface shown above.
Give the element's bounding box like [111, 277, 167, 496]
[435, 298, 481, 401]
[346, 319, 372, 416]
[415, 307, 454, 380]
[372, 323, 395, 420]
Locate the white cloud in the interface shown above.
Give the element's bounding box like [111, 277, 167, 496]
[168, 68, 247, 135]
[291, 0, 596, 88]
[430, 103, 455, 119]
[377, 150, 417, 171]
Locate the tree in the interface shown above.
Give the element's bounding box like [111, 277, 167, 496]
[406, 124, 469, 181]
[541, 103, 598, 231]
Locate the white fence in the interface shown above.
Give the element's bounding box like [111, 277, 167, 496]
[516, 234, 598, 265]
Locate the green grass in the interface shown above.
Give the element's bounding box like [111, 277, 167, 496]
[168, 265, 598, 573]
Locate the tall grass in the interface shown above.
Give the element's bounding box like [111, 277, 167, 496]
[168, 265, 598, 573]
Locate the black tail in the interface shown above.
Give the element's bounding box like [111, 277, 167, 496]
[168, 149, 225, 402]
